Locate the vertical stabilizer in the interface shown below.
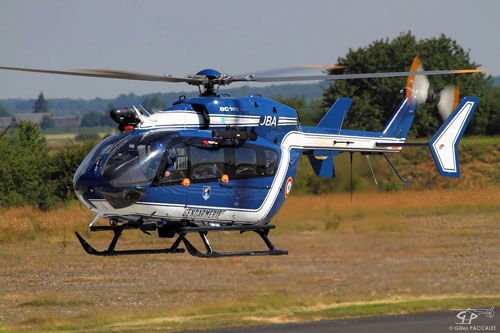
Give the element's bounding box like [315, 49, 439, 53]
[428, 97, 479, 177]
[381, 97, 417, 138]
[317, 98, 352, 132]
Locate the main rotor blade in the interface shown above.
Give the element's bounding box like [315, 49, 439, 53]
[233, 65, 345, 79]
[237, 69, 485, 83]
[299, 65, 345, 69]
[0, 66, 203, 84]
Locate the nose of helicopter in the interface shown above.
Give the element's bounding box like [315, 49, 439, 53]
[73, 129, 173, 211]
[74, 175, 147, 210]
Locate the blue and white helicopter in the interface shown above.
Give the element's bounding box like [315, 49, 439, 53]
[0, 58, 482, 257]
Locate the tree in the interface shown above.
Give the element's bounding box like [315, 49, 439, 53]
[274, 95, 326, 126]
[0, 122, 56, 209]
[0, 104, 10, 117]
[33, 91, 50, 113]
[142, 95, 166, 111]
[101, 103, 116, 127]
[477, 85, 500, 135]
[322, 32, 489, 137]
[306, 97, 327, 126]
[50, 140, 97, 200]
[274, 95, 306, 110]
[40, 115, 55, 129]
[81, 110, 104, 127]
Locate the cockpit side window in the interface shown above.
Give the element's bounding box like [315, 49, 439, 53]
[158, 142, 188, 185]
[102, 131, 172, 187]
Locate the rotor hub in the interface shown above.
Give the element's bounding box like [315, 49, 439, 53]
[188, 68, 234, 96]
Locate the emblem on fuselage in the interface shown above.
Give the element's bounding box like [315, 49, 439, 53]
[284, 177, 293, 198]
[203, 186, 211, 200]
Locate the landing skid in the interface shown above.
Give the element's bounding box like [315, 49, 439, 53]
[74, 223, 288, 258]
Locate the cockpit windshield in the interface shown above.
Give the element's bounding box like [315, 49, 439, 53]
[102, 131, 174, 187]
[73, 131, 132, 185]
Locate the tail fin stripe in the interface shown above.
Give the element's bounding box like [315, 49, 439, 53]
[382, 98, 408, 135]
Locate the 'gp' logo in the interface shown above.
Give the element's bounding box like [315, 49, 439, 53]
[456, 307, 495, 325]
[260, 116, 277, 126]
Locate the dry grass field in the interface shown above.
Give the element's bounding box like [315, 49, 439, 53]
[0, 189, 499, 332]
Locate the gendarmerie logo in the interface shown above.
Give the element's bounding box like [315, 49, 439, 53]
[182, 208, 225, 219]
[202, 186, 211, 200]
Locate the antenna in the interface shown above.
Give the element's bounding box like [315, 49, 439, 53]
[350, 152, 353, 203]
[138, 105, 152, 117]
[365, 155, 378, 185]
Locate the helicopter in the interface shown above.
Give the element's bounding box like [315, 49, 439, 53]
[0, 57, 483, 258]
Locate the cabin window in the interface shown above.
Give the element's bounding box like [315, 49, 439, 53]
[154, 139, 279, 186]
[189, 146, 224, 181]
[235, 148, 257, 176]
[264, 150, 278, 175]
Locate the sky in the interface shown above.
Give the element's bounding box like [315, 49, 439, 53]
[0, 0, 498, 99]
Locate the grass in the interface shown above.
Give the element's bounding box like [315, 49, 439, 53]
[7, 295, 499, 332]
[460, 135, 500, 145]
[273, 188, 500, 234]
[0, 188, 499, 332]
[249, 268, 280, 276]
[19, 293, 93, 307]
[0, 201, 94, 242]
[2, 188, 497, 242]
[43, 126, 116, 151]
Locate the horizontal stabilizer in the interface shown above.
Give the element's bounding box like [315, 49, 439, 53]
[317, 98, 352, 130]
[429, 96, 479, 177]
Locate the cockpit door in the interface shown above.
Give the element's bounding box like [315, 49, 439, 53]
[145, 140, 189, 214]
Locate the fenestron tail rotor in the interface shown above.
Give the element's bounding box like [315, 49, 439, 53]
[405, 55, 430, 104]
[437, 86, 460, 120]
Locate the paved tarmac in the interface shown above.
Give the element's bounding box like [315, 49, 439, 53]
[196, 310, 499, 333]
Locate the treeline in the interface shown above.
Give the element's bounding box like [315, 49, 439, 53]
[0, 122, 94, 209]
[0, 83, 326, 116]
[322, 32, 500, 136]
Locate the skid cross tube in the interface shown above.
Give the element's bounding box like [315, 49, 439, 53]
[75, 223, 287, 257]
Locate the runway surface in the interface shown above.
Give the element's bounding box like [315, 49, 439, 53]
[196, 310, 499, 333]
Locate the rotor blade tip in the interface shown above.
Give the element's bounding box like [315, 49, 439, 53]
[299, 65, 345, 69]
[452, 69, 486, 74]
